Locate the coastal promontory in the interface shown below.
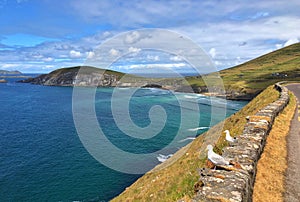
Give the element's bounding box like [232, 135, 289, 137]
[20, 66, 123, 87]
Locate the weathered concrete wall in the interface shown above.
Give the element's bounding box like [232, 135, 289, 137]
[193, 83, 290, 202]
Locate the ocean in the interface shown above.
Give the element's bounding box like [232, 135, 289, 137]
[0, 76, 247, 201]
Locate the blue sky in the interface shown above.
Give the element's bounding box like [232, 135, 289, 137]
[0, 0, 300, 73]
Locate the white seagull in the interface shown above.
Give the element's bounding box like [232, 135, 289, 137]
[224, 130, 237, 143]
[206, 144, 229, 166]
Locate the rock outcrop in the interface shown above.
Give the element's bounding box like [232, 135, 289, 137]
[193, 82, 290, 202]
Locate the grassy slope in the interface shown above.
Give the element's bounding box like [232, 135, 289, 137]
[187, 43, 300, 95]
[43, 66, 154, 84]
[48, 66, 126, 77]
[112, 86, 279, 202]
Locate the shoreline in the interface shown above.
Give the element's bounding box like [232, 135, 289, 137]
[17, 80, 255, 101]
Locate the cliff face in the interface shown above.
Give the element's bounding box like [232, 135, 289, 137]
[75, 72, 119, 86]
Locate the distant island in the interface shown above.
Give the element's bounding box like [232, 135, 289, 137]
[19, 42, 300, 100]
[0, 69, 33, 79]
[0, 70, 22, 75]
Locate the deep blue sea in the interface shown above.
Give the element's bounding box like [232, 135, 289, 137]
[0, 76, 247, 201]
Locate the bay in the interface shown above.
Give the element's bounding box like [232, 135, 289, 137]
[0, 79, 247, 201]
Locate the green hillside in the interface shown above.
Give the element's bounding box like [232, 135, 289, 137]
[48, 66, 126, 77]
[187, 42, 300, 97]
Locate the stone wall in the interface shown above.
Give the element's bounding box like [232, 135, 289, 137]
[193, 83, 290, 202]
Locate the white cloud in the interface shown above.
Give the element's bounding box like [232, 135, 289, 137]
[43, 57, 54, 62]
[86, 51, 95, 59]
[109, 48, 120, 56]
[284, 38, 299, 47]
[275, 44, 283, 49]
[170, 55, 183, 62]
[1, 63, 20, 69]
[147, 55, 160, 61]
[174, 14, 300, 69]
[208, 48, 216, 58]
[123, 63, 186, 70]
[102, 31, 111, 38]
[69, 50, 82, 58]
[128, 46, 141, 53]
[124, 31, 140, 44]
[214, 61, 222, 66]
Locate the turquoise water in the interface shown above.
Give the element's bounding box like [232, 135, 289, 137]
[0, 78, 247, 201]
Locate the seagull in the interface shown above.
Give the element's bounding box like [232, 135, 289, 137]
[206, 144, 229, 167]
[224, 130, 237, 143]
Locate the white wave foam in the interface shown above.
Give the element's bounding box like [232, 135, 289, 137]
[187, 127, 209, 131]
[157, 154, 173, 163]
[183, 95, 198, 99]
[178, 137, 196, 143]
[117, 87, 130, 90]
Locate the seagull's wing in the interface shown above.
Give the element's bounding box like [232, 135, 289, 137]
[226, 135, 233, 142]
[209, 151, 229, 165]
[226, 134, 237, 143]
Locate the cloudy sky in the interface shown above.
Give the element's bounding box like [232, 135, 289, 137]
[0, 0, 300, 73]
